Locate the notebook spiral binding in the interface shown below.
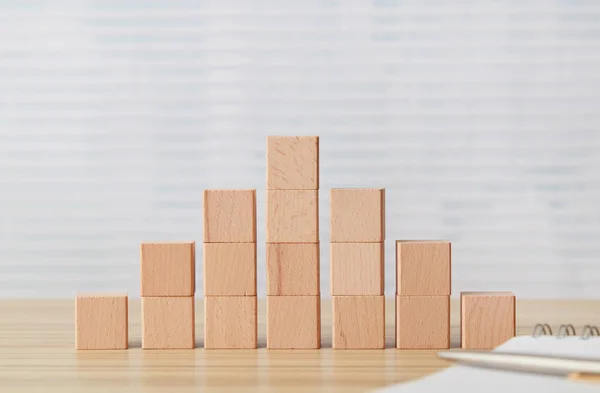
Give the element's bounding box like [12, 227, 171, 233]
[532, 323, 600, 340]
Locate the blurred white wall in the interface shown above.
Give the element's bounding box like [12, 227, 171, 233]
[0, 0, 599, 298]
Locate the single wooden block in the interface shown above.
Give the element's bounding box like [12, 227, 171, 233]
[204, 243, 256, 296]
[266, 190, 319, 243]
[203, 189, 256, 243]
[266, 243, 320, 296]
[266, 136, 319, 190]
[267, 296, 321, 349]
[204, 296, 257, 349]
[396, 241, 451, 296]
[332, 295, 385, 349]
[75, 294, 128, 350]
[331, 242, 384, 296]
[142, 297, 195, 349]
[330, 189, 385, 243]
[140, 242, 195, 297]
[461, 292, 516, 349]
[396, 295, 450, 349]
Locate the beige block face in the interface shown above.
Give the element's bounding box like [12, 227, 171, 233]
[266, 243, 320, 296]
[396, 295, 450, 349]
[331, 243, 384, 296]
[332, 295, 385, 349]
[142, 297, 195, 349]
[267, 296, 321, 349]
[330, 189, 385, 243]
[266, 190, 319, 243]
[266, 136, 319, 190]
[140, 242, 195, 297]
[461, 292, 516, 349]
[75, 295, 128, 350]
[396, 241, 451, 296]
[203, 189, 256, 243]
[204, 296, 257, 349]
[203, 243, 256, 296]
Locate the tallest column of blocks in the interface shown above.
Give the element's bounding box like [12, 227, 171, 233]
[266, 136, 321, 349]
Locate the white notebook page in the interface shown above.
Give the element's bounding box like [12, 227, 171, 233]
[374, 336, 600, 393]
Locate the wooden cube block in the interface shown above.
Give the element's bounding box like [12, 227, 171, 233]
[332, 295, 385, 349]
[267, 136, 319, 190]
[204, 243, 256, 296]
[396, 295, 450, 349]
[75, 294, 128, 350]
[330, 189, 385, 243]
[203, 189, 256, 243]
[266, 190, 319, 243]
[267, 296, 320, 349]
[331, 242, 384, 296]
[461, 292, 516, 349]
[266, 243, 320, 296]
[204, 296, 257, 349]
[142, 297, 195, 349]
[141, 242, 195, 297]
[396, 241, 451, 296]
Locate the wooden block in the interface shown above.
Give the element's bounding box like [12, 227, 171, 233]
[204, 243, 256, 296]
[75, 294, 128, 350]
[331, 242, 384, 296]
[332, 295, 384, 349]
[266, 136, 319, 190]
[204, 296, 257, 349]
[330, 189, 385, 243]
[266, 243, 320, 296]
[142, 297, 195, 349]
[203, 189, 256, 243]
[396, 295, 450, 349]
[266, 190, 319, 243]
[461, 292, 516, 349]
[140, 242, 195, 297]
[267, 296, 320, 349]
[396, 241, 451, 296]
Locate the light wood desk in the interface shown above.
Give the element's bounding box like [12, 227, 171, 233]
[0, 299, 598, 393]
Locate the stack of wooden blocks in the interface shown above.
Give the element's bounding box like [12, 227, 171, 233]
[330, 188, 386, 349]
[266, 136, 321, 349]
[140, 241, 196, 349]
[396, 241, 451, 349]
[203, 189, 258, 349]
[74, 135, 519, 352]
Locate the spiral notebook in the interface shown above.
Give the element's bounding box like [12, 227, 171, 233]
[374, 324, 600, 393]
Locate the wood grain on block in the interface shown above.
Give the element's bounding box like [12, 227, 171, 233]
[140, 242, 195, 297]
[204, 243, 256, 296]
[461, 291, 516, 349]
[75, 294, 128, 350]
[396, 241, 451, 296]
[267, 296, 321, 349]
[204, 296, 257, 349]
[330, 189, 385, 243]
[266, 243, 320, 296]
[203, 189, 256, 243]
[396, 295, 450, 349]
[332, 295, 385, 349]
[330, 242, 384, 296]
[266, 190, 319, 243]
[266, 136, 319, 190]
[141, 297, 195, 349]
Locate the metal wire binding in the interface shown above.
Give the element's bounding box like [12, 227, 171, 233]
[580, 325, 600, 340]
[532, 323, 553, 337]
[557, 324, 576, 339]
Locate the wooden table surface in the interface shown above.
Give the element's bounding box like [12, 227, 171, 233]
[1, 299, 598, 393]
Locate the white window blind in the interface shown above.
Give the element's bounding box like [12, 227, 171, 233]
[1, 1, 599, 298]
